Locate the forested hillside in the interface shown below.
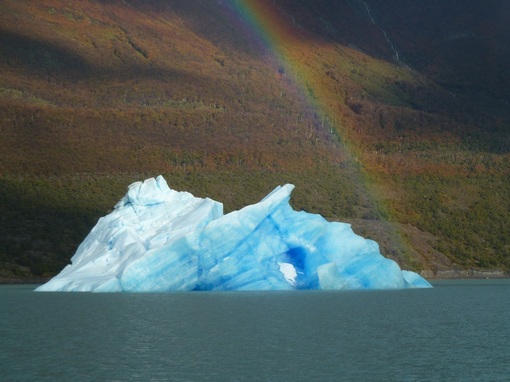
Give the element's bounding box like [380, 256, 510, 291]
[1, 0, 508, 282]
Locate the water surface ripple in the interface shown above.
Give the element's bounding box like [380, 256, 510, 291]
[1, 280, 509, 381]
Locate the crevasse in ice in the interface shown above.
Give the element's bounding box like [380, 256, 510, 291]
[36, 176, 431, 292]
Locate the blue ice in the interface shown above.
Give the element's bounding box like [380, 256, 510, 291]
[36, 176, 431, 292]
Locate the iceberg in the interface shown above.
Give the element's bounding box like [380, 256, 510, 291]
[36, 176, 431, 292]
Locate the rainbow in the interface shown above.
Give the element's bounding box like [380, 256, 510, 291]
[222, 0, 358, 173]
[221, 0, 417, 264]
[225, 0, 324, 110]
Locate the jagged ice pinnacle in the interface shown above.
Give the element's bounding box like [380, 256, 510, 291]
[36, 176, 431, 292]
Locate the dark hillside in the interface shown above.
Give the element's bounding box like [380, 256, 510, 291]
[367, 0, 510, 127]
[0, 0, 508, 281]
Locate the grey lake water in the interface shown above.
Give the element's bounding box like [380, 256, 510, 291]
[1, 280, 509, 382]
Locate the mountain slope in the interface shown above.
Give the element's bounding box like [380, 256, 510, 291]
[0, 0, 508, 281]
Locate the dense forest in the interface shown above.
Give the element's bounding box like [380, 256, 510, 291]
[0, 0, 509, 282]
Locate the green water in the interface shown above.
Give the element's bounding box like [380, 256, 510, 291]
[1, 280, 509, 381]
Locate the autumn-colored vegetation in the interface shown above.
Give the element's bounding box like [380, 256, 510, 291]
[0, 0, 508, 281]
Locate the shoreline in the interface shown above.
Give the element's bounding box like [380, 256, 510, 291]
[1, 269, 509, 285]
[421, 268, 510, 280]
[0, 277, 51, 285]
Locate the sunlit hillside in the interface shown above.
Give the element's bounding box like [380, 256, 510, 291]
[1, 0, 508, 281]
